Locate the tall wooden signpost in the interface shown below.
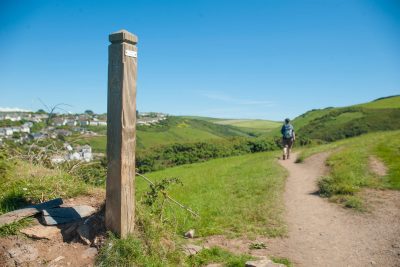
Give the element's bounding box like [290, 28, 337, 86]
[106, 30, 138, 237]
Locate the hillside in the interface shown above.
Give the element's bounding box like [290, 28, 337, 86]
[182, 116, 281, 135]
[72, 116, 254, 153]
[291, 95, 400, 142]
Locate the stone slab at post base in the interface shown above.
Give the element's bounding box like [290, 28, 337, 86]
[106, 29, 138, 238]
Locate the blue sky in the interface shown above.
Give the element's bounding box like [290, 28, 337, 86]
[0, 0, 399, 120]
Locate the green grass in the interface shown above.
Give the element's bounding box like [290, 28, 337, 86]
[137, 126, 224, 149]
[290, 95, 400, 142]
[271, 257, 293, 267]
[73, 135, 107, 153]
[71, 116, 257, 152]
[183, 116, 281, 136]
[213, 119, 281, 133]
[357, 95, 400, 109]
[294, 95, 400, 129]
[298, 131, 400, 210]
[137, 151, 287, 237]
[187, 247, 253, 267]
[0, 157, 89, 235]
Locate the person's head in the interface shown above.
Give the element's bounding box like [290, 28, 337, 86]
[285, 118, 290, 124]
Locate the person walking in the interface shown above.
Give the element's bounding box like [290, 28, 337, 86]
[281, 118, 295, 160]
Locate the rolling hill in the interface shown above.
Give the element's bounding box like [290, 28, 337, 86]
[182, 116, 281, 135]
[73, 116, 256, 153]
[291, 95, 400, 142]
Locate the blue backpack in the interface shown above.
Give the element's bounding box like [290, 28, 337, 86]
[282, 124, 294, 139]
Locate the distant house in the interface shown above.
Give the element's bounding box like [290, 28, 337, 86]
[51, 155, 66, 164]
[66, 120, 77, 126]
[20, 125, 30, 133]
[89, 120, 107, 126]
[69, 152, 81, 161]
[12, 127, 20, 133]
[30, 114, 49, 123]
[5, 115, 21, 121]
[79, 120, 89, 126]
[23, 122, 34, 128]
[52, 117, 67, 126]
[81, 145, 93, 162]
[30, 133, 46, 140]
[54, 129, 72, 137]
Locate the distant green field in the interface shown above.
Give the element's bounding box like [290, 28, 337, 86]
[73, 135, 107, 153]
[182, 116, 281, 135]
[214, 119, 280, 130]
[70, 116, 254, 153]
[137, 126, 223, 149]
[137, 151, 286, 237]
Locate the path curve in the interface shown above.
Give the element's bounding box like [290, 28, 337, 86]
[269, 152, 400, 267]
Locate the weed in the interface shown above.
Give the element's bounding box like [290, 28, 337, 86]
[271, 256, 293, 267]
[0, 218, 32, 237]
[187, 247, 253, 267]
[249, 242, 267, 249]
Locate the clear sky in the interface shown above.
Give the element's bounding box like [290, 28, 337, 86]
[0, 0, 399, 120]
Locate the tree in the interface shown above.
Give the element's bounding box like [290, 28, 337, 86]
[38, 99, 72, 126]
[36, 109, 46, 114]
[85, 110, 94, 115]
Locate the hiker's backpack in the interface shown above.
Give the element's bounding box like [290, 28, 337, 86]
[282, 124, 294, 139]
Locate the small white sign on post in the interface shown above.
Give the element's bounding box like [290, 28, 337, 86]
[125, 50, 137, 58]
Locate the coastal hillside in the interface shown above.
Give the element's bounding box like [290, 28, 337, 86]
[292, 95, 400, 142]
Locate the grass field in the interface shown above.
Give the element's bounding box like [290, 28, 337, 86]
[137, 150, 287, 237]
[357, 95, 400, 109]
[182, 116, 281, 135]
[70, 117, 257, 153]
[297, 130, 400, 210]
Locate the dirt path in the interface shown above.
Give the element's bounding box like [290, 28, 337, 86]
[269, 152, 400, 267]
[204, 152, 400, 266]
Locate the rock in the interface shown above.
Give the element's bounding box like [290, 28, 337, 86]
[77, 224, 91, 245]
[184, 229, 195, 238]
[48, 256, 65, 267]
[81, 247, 98, 259]
[61, 222, 80, 240]
[182, 244, 203, 256]
[42, 205, 96, 225]
[7, 243, 38, 264]
[52, 256, 65, 262]
[20, 224, 61, 240]
[93, 235, 107, 248]
[245, 258, 286, 267]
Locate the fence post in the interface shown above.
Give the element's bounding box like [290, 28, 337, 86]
[106, 29, 138, 237]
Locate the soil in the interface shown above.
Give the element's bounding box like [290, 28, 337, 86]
[368, 155, 388, 177]
[203, 152, 400, 267]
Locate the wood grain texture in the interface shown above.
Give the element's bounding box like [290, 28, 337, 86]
[106, 30, 137, 237]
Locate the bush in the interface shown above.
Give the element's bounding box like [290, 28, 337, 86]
[137, 137, 280, 173]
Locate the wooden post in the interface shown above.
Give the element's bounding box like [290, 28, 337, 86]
[106, 29, 138, 237]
